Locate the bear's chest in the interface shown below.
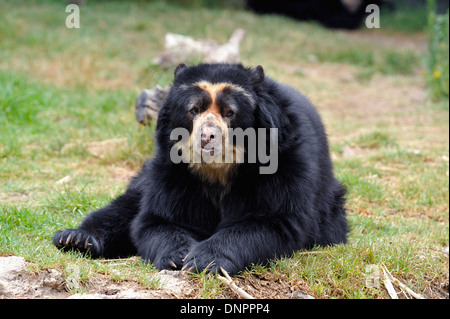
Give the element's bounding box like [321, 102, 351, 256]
[201, 183, 230, 209]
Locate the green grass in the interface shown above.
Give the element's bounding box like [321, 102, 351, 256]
[426, 0, 449, 101]
[1, 0, 448, 299]
[380, 2, 428, 33]
[316, 47, 420, 76]
[353, 131, 397, 149]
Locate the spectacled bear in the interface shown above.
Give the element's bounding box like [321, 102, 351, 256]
[53, 63, 348, 275]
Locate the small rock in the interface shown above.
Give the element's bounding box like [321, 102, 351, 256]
[0, 256, 27, 297]
[43, 269, 66, 292]
[0, 280, 10, 296]
[0, 256, 27, 278]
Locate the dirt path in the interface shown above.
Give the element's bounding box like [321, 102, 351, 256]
[0, 256, 197, 299]
[0, 256, 314, 299]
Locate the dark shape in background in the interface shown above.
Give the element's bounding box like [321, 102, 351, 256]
[245, 0, 384, 29]
[245, 0, 449, 29]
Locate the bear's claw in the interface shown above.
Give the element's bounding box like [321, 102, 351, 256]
[53, 229, 101, 257]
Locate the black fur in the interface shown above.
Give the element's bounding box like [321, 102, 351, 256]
[53, 63, 348, 275]
[246, 0, 384, 30]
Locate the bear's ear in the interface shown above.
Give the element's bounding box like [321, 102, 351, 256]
[249, 65, 265, 86]
[174, 63, 188, 78]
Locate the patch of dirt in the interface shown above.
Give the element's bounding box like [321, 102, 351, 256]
[0, 256, 314, 299]
[68, 270, 197, 299]
[61, 138, 128, 159]
[342, 29, 427, 52]
[0, 256, 68, 299]
[0, 256, 194, 299]
[0, 193, 30, 202]
[106, 166, 137, 183]
[5, 55, 135, 90]
[216, 273, 314, 299]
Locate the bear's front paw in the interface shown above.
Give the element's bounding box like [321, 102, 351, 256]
[53, 229, 101, 257]
[152, 248, 190, 271]
[182, 244, 239, 275]
[141, 241, 194, 271]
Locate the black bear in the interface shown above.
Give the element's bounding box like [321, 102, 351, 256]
[246, 0, 384, 30]
[53, 63, 348, 275]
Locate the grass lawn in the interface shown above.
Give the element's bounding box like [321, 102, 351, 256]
[0, 0, 448, 299]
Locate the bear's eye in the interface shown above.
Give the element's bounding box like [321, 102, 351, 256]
[190, 107, 199, 116]
[225, 110, 234, 118]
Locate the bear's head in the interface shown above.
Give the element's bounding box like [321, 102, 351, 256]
[158, 63, 265, 185]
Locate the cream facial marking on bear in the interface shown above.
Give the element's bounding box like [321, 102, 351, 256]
[187, 81, 241, 185]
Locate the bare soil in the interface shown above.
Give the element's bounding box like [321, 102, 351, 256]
[0, 256, 314, 299]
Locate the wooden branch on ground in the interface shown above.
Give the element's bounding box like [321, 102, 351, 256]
[382, 265, 425, 299]
[217, 267, 255, 299]
[381, 267, 398, 299]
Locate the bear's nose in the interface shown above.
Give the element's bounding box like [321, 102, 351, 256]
[201, 127, 215, 147]
[201, 126, 219, 148]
